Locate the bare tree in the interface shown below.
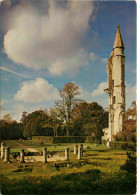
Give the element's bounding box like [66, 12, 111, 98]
[55, 82, 81, 136]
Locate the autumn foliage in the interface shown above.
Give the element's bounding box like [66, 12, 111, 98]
[0, 82, 108, 141]
[115, 101, 136, 143]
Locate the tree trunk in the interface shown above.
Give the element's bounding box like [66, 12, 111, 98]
[55, 129, 58, 137]
[66, 125, 69, 136]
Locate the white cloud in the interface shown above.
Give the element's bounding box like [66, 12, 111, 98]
[4, 1, 94, 75]
[3, 78, 9, 82]
[0, 66, 29, 78]
[78, 81, 136, 110]
[77, 84, 108, 108]
[0, 0, 3, 5]
[12, 104, 41, 122]
[91, 82, 107, 97]
[0, 99, 11, 120]
[49, 48, 89, 75]
[12, 104, 26, 122]
[126, 83, 136, 109]
[89, 52, 98, 61]
[0, 99, 8, 105]
[0, 100, 7, 119]
[0, 99, 8, 111]
[0, 0, 11, 7]
[126, 84, 136, 94]
[14, 78, 59, 103]
[78, 86, 92, 102]
[101, 58, 107, 63]
[89, 53, 107, 64]
[91, 81, 136, 109]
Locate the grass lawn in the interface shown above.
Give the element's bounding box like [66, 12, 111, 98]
[17, 140, 43, 147]
[1, 140, 20, 148]
[0, 140, 136, 194]
[10, 148, 29, 153]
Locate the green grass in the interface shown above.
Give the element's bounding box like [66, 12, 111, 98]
[0, 141, 135, 194]
[35, 142, 109, 152]
[10, 148, 29, 153]
[0, 142, 126, 177]
[0, 141, 30, 153]
[1, 140, 20, 148]
[17, 140, 42, 147]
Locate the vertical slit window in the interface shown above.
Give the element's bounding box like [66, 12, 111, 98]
[113, 96, 115, 104]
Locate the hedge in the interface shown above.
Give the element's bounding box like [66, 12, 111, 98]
[110, 141, 135, 151]
[32, 136, 54, 144]
[32, 136, 96, 144]
[85, 136, 97, 143]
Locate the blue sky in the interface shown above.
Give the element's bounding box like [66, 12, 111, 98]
[0, 0, 136, 121]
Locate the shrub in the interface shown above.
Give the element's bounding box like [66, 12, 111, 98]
[110, 141, 135, 151]
[32, 136, 86, 144]
[32, 136, 53, 144]
[12, 153, 19, 159]
[110, 141, 128, 150]
[85, 136, 96, 143]
[53, 136, 85, 143]
[120, 152, 136, 173]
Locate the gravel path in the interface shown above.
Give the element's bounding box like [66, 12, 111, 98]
[9, 140, 39, 152]
[24, 155, 65, 162]
[10, 140, 65, 162]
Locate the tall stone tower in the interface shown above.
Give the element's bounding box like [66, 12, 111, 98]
[103, 26, 125, 142]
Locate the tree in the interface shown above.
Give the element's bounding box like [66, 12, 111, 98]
[23, 110, 54, 137]
[115, 101, 136, 143]
[0, 120, 8, 139]
[2, 114, 12, 123]
[72, 102, 108, 143]
[55, 82, 81, 136]
[0, 119, 23, 140]
[20, 111, 27, 126]
[48, 108, 62, 137]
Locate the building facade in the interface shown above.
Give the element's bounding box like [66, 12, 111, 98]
[103, 26, 126, 142]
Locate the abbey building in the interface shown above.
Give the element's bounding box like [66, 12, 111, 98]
[102, 26, 126, 142]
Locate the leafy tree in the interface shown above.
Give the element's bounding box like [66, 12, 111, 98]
[115, 101, 136, 143]
[0, 120, 8, 139]
[0, 119, 23, 140]
[20, 111, 27, 126]
[72, 102, 108, 143]
[55, 82, 81, 136]
[48, 108, 62, 136]
[23, 110, 54, 137]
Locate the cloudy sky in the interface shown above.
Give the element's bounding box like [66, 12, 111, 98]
[0, 0, 136, 121]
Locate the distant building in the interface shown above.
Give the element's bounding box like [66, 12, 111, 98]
[102, 26, 125, 142]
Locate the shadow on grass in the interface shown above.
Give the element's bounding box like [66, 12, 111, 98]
[84, 153, 99, 157]
[92, 150, 109, 152]
[92, 157, 112, 160]
[0, 168, 136, 195]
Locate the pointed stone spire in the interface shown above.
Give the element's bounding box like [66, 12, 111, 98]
[113, 25, 125, 49]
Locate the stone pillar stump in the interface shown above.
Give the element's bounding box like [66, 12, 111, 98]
[20, 149, 25, 163]
[77, 146, 82, 160]
[80, 144, 83, 157]
[106, 141, 110, 148]
[65, 147, 69, 161]
[4, 147, 10, 162]
[74, 145, 78, 154]
[1, 142, 5, 159]
[43, 148, 47, 163]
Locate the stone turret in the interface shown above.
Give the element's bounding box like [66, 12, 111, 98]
[113, 25, 125, 49]
[103, 26, 125, 142]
